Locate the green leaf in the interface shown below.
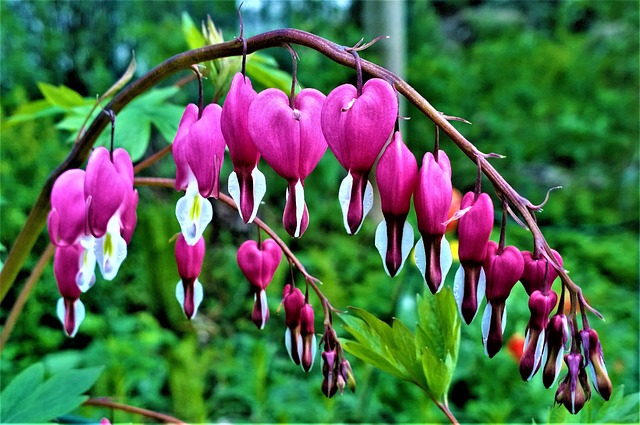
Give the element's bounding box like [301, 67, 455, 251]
[182, 12, 206, 50]
[38, 82, 88, 109]
[0, 363, 103, 423]
[5, 99, 65, 126]
[341, 340, 407, 381]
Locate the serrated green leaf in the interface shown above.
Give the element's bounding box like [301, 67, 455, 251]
[182, 12, 206, 50]
[421, 347, 451, 400]
[1, 364, 103, 423]
[341, 340, 407, 381]
[594, 386, 640, 422]
[38, 82, 88, 109]
[0, 362, 45, 420]
[391, 319, 425, 386]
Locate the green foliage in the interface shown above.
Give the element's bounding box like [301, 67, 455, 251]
[341, 287, 461, 403]
[547, 385, 639, 424]
[0, 362, 103, 423]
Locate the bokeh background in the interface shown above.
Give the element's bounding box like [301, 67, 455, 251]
[1, 1, 638, 423]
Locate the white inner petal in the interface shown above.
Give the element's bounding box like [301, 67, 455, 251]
[227, 171, 242, 219]
[453, 265, 465, 318]
[77, 240, 96, 292]
[259, 289, 268, 330]
[414, 236, 426, 282]
[176, 178, 212, 245]
[439, 235, 453, 291]
[374, 220, 390, 276]
[398, 220, 414, 275]
[95, 215, 128, 281]
[481, 302, 492, 357]
[338, 173, 353, 234]
[249, 166, 266, 223]
[293, 180, 305, 238]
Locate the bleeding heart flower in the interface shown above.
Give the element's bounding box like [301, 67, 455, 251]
[453, 192, 494, 324]
[374, 132, 417, 277]
[54, 243, 93, 337]
[221, 73, 265, 223]
[321, 78, 398, 234]
[520, 250, 563, 295]
[542, 313, 570, 388]
[174, 234, 205, 319]
[48, 169, 88, 246]
[237, 238, 283, 329]
[580, 328, 612, 400]
[283, 285, 305, 366]
[480, 241, 524, 357]
[248, 88, 327, 238]
[413, 150, 453, 292]
[555, 352, 591, 414]
[519, 289, 558, 381]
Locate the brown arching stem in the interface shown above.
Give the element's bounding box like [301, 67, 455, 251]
[84, 397, 187, 424]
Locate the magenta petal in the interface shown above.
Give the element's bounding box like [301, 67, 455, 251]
[172, 104, 199, 191]
[237, 239, 283, 290]
[458, 192, 494, 263]
[376, 132, 418, 216]
[175, 234, 205, 281]
[222, 73, 259, 168]
[187, 104, 225, 198]
[483, 242, 524, 302]
[321, 78, 398, 173]
[414, 151, 452, 236]
[345, 171, 370, 234]
[120, 189, 138, 244]
[249, 88, 327, 181]
[48, 169, 87, 246]
[54, 244, 83, 299]
[84, 147, 128, 238]
[112, 148, 134, 186]
[520, 250, 564, 295]
[283, 180, 309, 238]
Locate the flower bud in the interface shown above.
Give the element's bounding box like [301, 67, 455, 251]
[299, 303, 317, 372]
[580, 328, 612, 400]
[174, 234, 205, 320]
[520, 250, 563, 295]
[555, 352, 591, 414]
[542, 313, 570, 388]
[453, 192, 493, 324]
[519, 289, 558, 380]
[283, 286, 305, 365]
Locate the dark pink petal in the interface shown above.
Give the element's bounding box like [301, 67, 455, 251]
[414, 151, 452, 236]
[186, 104, 225, 198]
[221, 73, 259, 168]
[520, 250, 563, 295]
[458, 192, 494, 263]
[84, 147, 128, 238]
[48, 169, 87, 246]
[237, 239, 283, 290]
[172, 104, 199, 191]
[175, 234, 205, 281]
[321, 78, 397, 173]
[376, 132, 418, 216]
[54, 244, 84, 300]
[483, 242, 524, 302]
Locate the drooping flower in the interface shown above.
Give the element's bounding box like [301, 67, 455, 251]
[481, 241, 524, 357]
[298, 302, 317, 372]
[374, 132, 418, 277]
[453, 192, 494, 324]
[542, 313, 570, 388]
[413, 150, 453, 291]
[555, 352, 591, 414]
[174, 233, 205, 319]
[321, 78, 398, 235]
[580, 328, 612, 400]
[520, 249, 563, 295]
[282, 285, 306, 367]
[248, 88, 327, 238]
[173, 103, 225, 245]
[236, 238, 283, 329]
[48, 169, 89, 247]
[221, 73, 265, 223]
[84, 147, 138, 280]
[519, 289, 558, 381]
[54, 243, 92, 337]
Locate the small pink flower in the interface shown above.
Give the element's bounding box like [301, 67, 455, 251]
[481, 242, 524, 357]
[413, 150, 453, 291]
[48, 169, 88, 246]
[555, 352, 591, 414]
[221, 73, 265, 223]
[453, 192, 494, 324]
[374, 132, 418, 277]
[54, 244, 91, 337]
[519, 289, 558, 381]
[248, 88, 327, 237]
[237, 239, 283, 329]
[520, 250, 563, 295]
[321, 78, 398, 234]
[542, 313, 570, 388]
[580, 328, 612, 400]
[174, 234, 205, 319]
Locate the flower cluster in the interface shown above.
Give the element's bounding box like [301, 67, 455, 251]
[47, 146, 137, 337]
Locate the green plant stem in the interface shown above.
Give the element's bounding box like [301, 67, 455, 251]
[0, 28, 596, 322]
[0, 243, 55, 352]
[84, 397, 187, 424]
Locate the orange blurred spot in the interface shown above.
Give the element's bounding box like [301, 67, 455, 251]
[446, 188, 462, 233]
[507, 333, 525, 361]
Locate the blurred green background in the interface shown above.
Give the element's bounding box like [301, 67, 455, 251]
[1, 0, 638, 423]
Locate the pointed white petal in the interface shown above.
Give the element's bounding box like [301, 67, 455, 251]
[293, 180, 305, 238]
[77, 242, 96, 292]
[191, 278, 204, 319]
[227, 171, 242, 219]
[362, 180, 374, 226]
[551, 345, 565, 387]
[95, 217, 128, 281]
[176, 179, 212, 245]
[338, 174, 353, 234]
[481, 302, 492, 357]
[439, 235, 453, 290]
[374, 220, 390, 276]
[73, 299, 86, 338]
[527, 328, 546, 381]
[248, 166, 266, 223]
[398, 220, 414, 275]
[477, 266, 487, 307]
[501, 303, 507, 334]
[307, 333, 317, 372]
[284, 328, 294, 362]
[258, 289, 268, 330]
[175, 280, 185, 306]
[453, 265, 465, 318]
[414, 237, 426, 282]
[56, 297, 66, 327]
